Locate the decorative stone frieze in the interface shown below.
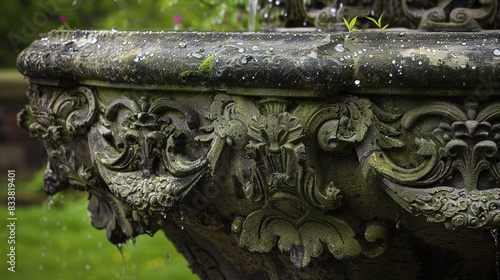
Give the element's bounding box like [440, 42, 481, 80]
[17, 30, 500, 279]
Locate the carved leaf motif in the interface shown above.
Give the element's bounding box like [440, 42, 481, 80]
[238, 208, 362, 267]
[368, 100, 500, 228]
[90, 95, 209, 212]
[212, 95, 387, 267]
[88, 187, 160, 244]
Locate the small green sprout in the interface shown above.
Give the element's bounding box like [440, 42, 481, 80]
[342, 16, 359, 32]
[366, 14, 389, 30]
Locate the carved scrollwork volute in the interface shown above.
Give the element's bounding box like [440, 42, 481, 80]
[209, 94, 388, 267]
[361, 98, 500, 229]
[89, 95, 210, 213]
[18, 85, 97, 194]
[18, 85, 157, 244]
[402, 0, 499, 31]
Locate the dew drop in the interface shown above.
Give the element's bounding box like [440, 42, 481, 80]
[192, 52, 204, 59]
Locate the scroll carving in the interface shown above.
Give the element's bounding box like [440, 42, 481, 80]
[89, 96, 210, 213]
[18, 85, 159, 244]
[258, 0, 500, 31]
[363, 99, 500, 229]
[402, 0, 499, 31]
[210, 94, 388, 267]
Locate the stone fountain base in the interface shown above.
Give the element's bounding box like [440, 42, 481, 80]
[17, 30, 500, 279]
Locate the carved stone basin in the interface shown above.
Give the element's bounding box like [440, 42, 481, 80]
[17, 28, 500, 279]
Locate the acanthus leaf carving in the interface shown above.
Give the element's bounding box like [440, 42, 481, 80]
[17, 85, 158, 244]
[211, 94, 387, 267]
[90, 95, 210, 212]
[363, 98, 500, 229]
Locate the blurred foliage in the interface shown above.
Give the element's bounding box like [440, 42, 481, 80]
[0, 196, 199, 280]
[3, 0, 252, 68]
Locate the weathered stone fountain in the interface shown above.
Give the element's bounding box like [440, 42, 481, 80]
[16, 1, 500, 279]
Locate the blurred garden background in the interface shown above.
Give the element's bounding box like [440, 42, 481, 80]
[0, 0, 253, 279]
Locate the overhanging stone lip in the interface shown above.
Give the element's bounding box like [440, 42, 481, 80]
[17, 30, 500, 96]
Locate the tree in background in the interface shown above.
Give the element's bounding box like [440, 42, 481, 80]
[3, 0, 249, 68]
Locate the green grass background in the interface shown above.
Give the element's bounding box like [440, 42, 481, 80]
[0, 172, 200, 280]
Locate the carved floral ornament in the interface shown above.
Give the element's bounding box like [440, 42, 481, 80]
[18, 83, 500, 267]
[360, 99, 500, 230]
[258, 0, 500, 31]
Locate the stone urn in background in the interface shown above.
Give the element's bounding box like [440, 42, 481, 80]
[17, 0, 500, 279]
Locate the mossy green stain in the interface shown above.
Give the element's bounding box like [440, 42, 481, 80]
[198, 55, 214, 77]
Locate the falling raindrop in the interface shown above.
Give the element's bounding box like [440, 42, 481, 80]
[47, 195, 54, 209]
[492, 228, 500, 279]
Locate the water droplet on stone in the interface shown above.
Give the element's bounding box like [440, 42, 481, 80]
[192, 52, 204, 59]
[494, 49, 500, 56]
[111, 27, 118, 32]
[335, 44, 345, 52]
[354, 80, 361, 86]
[252, 46, 259, 51]
[90, 38, 97, 44]
[178, 42, 186, 48]
[418, 61, 423, 65]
